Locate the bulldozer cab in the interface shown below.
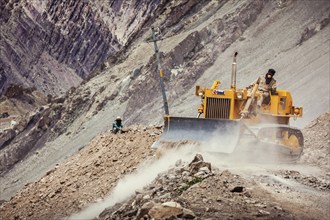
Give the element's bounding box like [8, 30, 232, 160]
[257, 90, 303, 125]
[260, 90, 303, 116]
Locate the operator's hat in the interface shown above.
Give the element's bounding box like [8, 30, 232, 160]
[268, 68, 276, 76]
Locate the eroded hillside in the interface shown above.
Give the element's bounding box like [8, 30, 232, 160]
[0, 0, 170, 95]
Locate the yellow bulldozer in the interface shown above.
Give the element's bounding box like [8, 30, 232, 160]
[153, 52, 304, 162]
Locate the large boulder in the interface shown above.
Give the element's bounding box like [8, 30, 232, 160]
[148, 201, 184, 219]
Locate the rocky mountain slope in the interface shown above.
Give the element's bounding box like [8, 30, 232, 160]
[300, 111, 330, 174]
[0, 126, 159, 219]
[0, 0, 214, 174]
[0, 112, 329, 220]
[0, 0, 168, 95]
[0, 0, 329, 219]
[0, 84, 47, 119]
[0, 85, 47, 168]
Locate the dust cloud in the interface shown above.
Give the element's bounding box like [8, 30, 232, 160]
[205, 124, 241, 153]
[69, 147, 195, 220]
[199, 123, 308, 174]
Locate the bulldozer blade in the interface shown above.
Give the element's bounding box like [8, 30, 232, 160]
[152, 116, 242, 154]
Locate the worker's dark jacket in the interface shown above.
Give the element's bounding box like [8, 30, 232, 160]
[113, 121, 123, 130]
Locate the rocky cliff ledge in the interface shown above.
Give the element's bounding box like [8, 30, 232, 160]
[0, 0, 168, 95]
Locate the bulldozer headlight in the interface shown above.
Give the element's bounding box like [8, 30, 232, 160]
[237, 92, 243, 99]
[198, 92, 203, 96]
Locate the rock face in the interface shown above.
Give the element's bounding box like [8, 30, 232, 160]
[0, 105, 57, 173]
[0, 85, 48, 173]
[0, 83, 102, 174]
[0, 0, 169, 95]
[301, 111, 330, 175]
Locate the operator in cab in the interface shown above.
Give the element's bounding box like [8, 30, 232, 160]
[259, 68, 277, 105]
[112, 116, 123, 134]
[260, 69, 277, 93]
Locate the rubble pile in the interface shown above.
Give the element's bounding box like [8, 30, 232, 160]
[0, 126, 160, 220]
[276, 170, 330, 191]
[98, 154, 292, 220]
[301, 111, 330, 175]
[97, 154, 212, 220]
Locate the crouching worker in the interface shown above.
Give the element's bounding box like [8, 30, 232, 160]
[112, 116, 123, 134]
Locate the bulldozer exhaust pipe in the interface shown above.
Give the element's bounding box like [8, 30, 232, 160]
[231, 52, 238, 90]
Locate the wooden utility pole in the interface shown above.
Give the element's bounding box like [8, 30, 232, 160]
[148, 26, 169, 115]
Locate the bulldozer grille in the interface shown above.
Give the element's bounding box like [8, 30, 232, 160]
[205, 97, 231, 119]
